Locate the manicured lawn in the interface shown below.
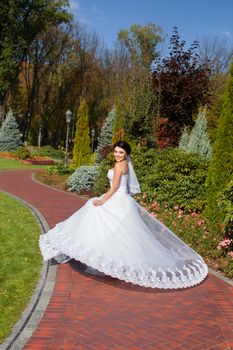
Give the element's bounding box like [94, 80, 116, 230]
[0, 158, 47, 170]
[0, 192, 42, 343]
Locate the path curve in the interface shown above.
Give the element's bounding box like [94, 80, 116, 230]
[0, 170, 233, 350]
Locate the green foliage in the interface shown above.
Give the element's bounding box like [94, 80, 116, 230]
[72, 99, 91, 168]
[119, 72, 158, 142]
[217, 180, 233, 236]
[117, 23, 163, 68]
[67, 165, 98, 193]
[132, 147, 210, 212]
[14, 147, 31, 160]
[46, 164, 74, 175]
[96, 107, 116, 163]
[94, 154, 115, 195]
[112, 101, 125, 144]
[30, 145, 64, 159]
[0, 111, 22, 151]
[205, 63, 233, 220]
[179, 108, 212, 158]
[0, 0, 71, 96]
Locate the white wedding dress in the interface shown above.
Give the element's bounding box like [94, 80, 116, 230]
[39, 169, 208, 289]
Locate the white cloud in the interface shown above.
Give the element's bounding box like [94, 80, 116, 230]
[221, 30, 231, 38]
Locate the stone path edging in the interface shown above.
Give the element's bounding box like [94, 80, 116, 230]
[0, 190, 57, 350]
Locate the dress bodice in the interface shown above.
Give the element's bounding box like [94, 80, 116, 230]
[107, 169, 129, 193]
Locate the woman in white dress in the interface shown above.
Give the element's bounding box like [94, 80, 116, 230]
[40, 141, 208, 289]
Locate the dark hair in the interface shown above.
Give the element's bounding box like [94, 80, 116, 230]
[113, 140, 131, 155]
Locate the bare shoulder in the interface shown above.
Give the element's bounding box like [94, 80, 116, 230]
[114, 160, 128, 175]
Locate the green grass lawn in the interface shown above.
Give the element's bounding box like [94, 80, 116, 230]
[0, 192, 42, 343]
[0, 158, 47, 170]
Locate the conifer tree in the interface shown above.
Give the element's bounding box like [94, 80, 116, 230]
[0, 110, 22, 151]
[179, 126, 190, 150]
[205, 63, 233, 217]
[72, 99, 91, 168]
[96, 107, 116, 163]
[181, 108, 212, 158]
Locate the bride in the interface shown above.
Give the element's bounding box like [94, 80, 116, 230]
[39, 141, 208, 289]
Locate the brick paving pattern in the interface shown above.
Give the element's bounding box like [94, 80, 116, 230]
[0, 170, 233, 350]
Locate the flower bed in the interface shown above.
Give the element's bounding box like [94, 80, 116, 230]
[0, 152, 18, 160]
[23, 157, 55, 165]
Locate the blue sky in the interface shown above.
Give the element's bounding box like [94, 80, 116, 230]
[69, 0, 233, 49]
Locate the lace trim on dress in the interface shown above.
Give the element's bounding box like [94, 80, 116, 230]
[39, 234, 208, 289]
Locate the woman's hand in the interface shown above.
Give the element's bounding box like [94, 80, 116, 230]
[93, 199, 104, 206]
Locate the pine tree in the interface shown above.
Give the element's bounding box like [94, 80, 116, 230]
[179, 126, 190, 150]
[182, 108, 212, 158]
[0, 110, 22, 151]
[72, 99, 91, 168]
[205, 63, 233, 218]
[96, 107, 116, 163]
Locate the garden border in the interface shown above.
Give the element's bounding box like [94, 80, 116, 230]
[0, 190, 57, 350]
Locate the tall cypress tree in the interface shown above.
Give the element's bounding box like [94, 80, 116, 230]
[96, 107, 116, 163]
[72, 99, 91, 168]
[205, 63, 233, 218]
[0, 110, 22, 151]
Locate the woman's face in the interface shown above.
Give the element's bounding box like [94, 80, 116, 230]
[114, 146, 127, 162]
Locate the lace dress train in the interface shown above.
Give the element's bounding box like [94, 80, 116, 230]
[39, 169, 208, 289]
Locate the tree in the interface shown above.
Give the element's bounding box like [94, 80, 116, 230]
[117, 23, 163, 69]
[119, 71, 158, 143]
[0, 0, 71, 123]
[205, 63, 233, 219]
[72, 99, 91, 168]
[112, 100, 125, 144]
[153, 27, 211, 133]
[0, 110, 22, 151]
[197, 36, 233, 74]
[179, 108, 212, 158]
[96, 107, 116, 163]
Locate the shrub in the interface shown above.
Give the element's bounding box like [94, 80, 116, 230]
[72, 99, 91, 168]
[0, 111, 22, 151]
[67, 165, 98, 193]
[205, 63, 233, 222]
[47, 164, 74, 176]
[30, 145, 64, 159]
[94, 154, 115, 195]
[14, 147, 31, 160]
[132, 147, 209, 212]
[217, 180, 233, 237]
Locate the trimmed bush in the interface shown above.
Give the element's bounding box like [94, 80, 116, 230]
[67, 165, 98, 193]
[0, 111, 22, 151]
[132, 147, 209, 212]
[72, 99, 91, 168]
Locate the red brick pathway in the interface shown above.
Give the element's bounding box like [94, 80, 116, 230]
[1, 170, 233, 350]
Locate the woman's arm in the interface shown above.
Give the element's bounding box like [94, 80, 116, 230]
[93, 163, 123, 206]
